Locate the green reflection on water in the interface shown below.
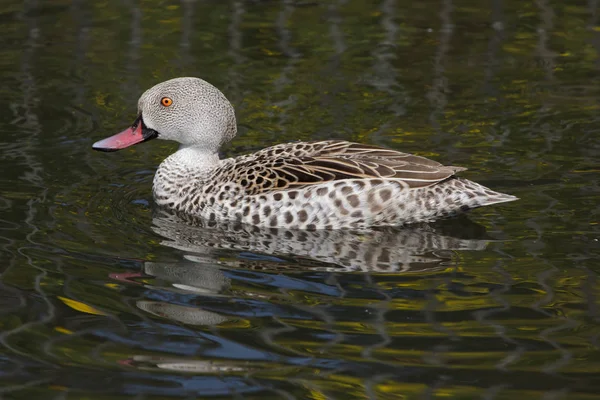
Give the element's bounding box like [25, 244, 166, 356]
[0, 0, 599, 398]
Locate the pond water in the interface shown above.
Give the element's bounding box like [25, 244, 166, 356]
[1, 0, 599, 398]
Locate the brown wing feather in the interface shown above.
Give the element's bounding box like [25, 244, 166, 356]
[219, 140, 466, 194]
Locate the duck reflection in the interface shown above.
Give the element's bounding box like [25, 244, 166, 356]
[110, 261, 233, 325]
[120, 355, 249, 374]
[113, 211, 494, 328]
[115, 212, 497, 372]
[150, 209, 493, 273]
[137, 300, 230, 326]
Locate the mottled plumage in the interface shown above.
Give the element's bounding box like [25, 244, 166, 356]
[93, 77, 518, 229]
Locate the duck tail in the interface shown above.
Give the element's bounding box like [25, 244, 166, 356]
[453, 178, 519, 208]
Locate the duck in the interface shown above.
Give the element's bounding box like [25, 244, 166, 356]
[92, 77, 517, 230]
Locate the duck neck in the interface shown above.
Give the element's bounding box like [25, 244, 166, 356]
[172, 145, 220, 171]
[153, 146, 220, 206]
[158, 145, 221, 183]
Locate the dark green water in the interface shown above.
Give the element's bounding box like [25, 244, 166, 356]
[0, 0, 599, 398]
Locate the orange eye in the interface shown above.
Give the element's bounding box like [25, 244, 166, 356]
[160, 97, 173, 107]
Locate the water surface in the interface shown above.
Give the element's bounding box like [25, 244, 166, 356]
[0, 0, 599, 398]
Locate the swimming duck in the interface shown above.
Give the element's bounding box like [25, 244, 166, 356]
[93, 77, 517, 230]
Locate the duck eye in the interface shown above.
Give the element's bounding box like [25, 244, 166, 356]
[160, 97, 173, 107]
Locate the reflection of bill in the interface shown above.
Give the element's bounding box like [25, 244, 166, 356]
[151, 210, 494, 273]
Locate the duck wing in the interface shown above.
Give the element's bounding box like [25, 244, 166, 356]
[221, 140, 466, 194]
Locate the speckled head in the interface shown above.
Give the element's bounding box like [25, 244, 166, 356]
[92, 77, 237, 152]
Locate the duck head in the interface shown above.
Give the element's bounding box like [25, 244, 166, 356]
[92, 77, 237, 152]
